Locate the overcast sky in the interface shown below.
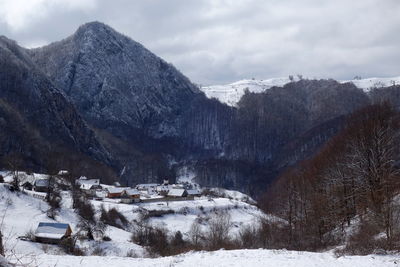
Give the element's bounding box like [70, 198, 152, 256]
[0, 0, 399, 85]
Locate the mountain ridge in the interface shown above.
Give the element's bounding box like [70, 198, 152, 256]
[202, 76, 400, 106]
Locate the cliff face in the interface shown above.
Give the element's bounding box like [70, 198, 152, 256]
[27, 22, 234, 185]
[0, 36, 114, 180]
[29, 22, 200, 140]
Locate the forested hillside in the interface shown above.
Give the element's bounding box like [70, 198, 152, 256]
[262, 103, 400, 253]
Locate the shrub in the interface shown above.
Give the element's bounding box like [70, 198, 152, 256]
[75, 199, 106, 240]
[337, 220, 384, 255]
[47, 184, 62, 219]
[0, 230, 4, 256]
[131, 224, 170, 256]
[126, 249, 139, 258]
[205, 212, 232, 250]
[171, 231, 185, 248]
[102, 236, 112, 241]
[189, 221, 203, 248]
[237, 225, 258, 249]
[60, 236, 84, 256]
[91, 246, 106, 256]
[100, 206, 128, 229]
[24, 229, 36, 242]
[141, 209, 175, 220]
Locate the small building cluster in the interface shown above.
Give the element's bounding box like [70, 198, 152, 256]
[3, 170, 203, 204]
[19, 175, 49, 193]
[75, 177, 203, 203]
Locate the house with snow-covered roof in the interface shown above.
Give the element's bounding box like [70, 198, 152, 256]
[34, 222, 72, 244]
[75, 176, 100, 186]
[33, 178, 49, 192]
[106, 187, 128, 198]
[136, 183, 158, 190]
[187, 189, 202, 197]
[136, 183, 159, 195]
[167, 188, 188, 198]
[121, 188, 141, 203]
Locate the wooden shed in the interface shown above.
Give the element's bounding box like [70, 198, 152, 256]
[34, 222, 72, 244]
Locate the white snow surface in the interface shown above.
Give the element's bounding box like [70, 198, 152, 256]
[3, 173, 400, 266]
[0, 179, 268, 262]
[201, 76, 400, 106]
[16, 249, 400, 267]
[201, 77, 295, 106]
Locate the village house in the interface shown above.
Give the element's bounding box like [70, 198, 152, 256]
[156, 185, 171, 196]
[19, 175, 35, 191]
[75, 176, 100, 187]
[33, 178, 49, 192]
[106, 187, 126, 198]
[80, 182, 102, 197]
[136, 183, 158, 195]
[187, 189, 202, 197]
[121, 188, 141, 203]
[34, 222, 72, 244]
[167, 188, 188, 198]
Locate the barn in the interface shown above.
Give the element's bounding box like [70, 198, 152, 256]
[34, 222, 72, 244]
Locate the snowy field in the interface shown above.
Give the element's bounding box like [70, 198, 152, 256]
[13, 249, 400, 267]
[201, 76, 400, 106]
[2, 174, 400, 267]
[0, 179, 268, 262]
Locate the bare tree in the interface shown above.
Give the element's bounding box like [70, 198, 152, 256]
[189, 220, 203, 247]
[206, 212, 232, 249]
[0, 230, 4, 256]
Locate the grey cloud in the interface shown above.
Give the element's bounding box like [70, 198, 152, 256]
[0, 0, 399, 85]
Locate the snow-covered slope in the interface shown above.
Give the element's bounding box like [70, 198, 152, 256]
[342, 76, 400, 91]
[201, 77, 296, 106]
[201, 76, 400, 106]
[16, 249, 400, 267]
[0, 176, 268, 263]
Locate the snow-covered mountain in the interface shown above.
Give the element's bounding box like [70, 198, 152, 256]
[201, 76, 400, 106]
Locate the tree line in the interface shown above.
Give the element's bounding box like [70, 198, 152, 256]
[261, 102, 400, 254]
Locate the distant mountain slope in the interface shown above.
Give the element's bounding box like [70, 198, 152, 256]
[202, 76, 400, 106]
[27, 21, 233, 185]
[0, 36, 114, 179]
[3, 21, 400, 196]
[29, 21, 200, 139]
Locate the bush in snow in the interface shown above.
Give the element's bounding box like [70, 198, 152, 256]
[0, 230, 4, 256]
[205, 212, 232, 250]
[189, 221, 203, 248]
[131, 223, 170, 256]
[100, 206, 128, 229]
[141, 209, 175, 220]
[75, 197, 106, 240]
[337, 219, 386, 255]
[23, 229, 36, 242]
[60, 236, 84, 256]
[46, 176, 62, 219]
